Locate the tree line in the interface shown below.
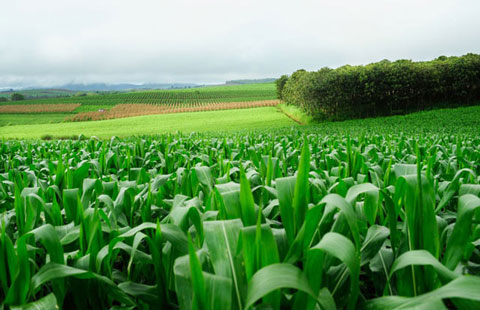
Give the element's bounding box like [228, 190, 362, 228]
[277, 53, 480, 120]
[0, 93, 25, 102]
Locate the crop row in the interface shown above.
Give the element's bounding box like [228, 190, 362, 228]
[3, 85, 277, 106]
[0, 103, 80, 113]
[66, 100, 279, 122]
[1, 130, 479, 309]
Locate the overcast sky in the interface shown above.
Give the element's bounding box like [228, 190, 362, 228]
[1, 0, 479, 87]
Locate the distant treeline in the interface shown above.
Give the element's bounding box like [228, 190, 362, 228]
[0, 89, 76, 101]
[277, 53, 480, 120]
[226, 78, 276, 85]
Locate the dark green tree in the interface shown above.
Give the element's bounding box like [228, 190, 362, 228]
[11, 93, 25, 101]
[275, 75, 289, 100]
[281, 53, 480, 120]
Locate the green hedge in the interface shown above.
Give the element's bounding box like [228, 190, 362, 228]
[280, 54, 480, 120]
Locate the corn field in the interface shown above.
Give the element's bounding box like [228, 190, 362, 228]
[1, 129, 480, 309]
[3, 84, 277, 107]
[67, 100, 279, 122]
[0, 104, 81, 114]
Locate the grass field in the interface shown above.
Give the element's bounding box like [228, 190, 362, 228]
[3, 104, 480, 139]
[0, 107, 294, 139]
[304, 104, 480, 135]
[0, 113, 72, 126]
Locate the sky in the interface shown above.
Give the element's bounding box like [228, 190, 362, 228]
[1, 0, 479, 88]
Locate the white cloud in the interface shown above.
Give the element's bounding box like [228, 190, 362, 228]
[0, 0, 479, 87]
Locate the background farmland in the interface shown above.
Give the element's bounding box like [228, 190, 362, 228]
[0, 83, 276, 106]
[0, 83, 279, 126]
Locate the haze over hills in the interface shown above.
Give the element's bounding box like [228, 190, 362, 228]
[0, 78, 278, 93]
[0, 83, 200, 92]
[57, 83, 203, 91]
[225, 78, 276, 85]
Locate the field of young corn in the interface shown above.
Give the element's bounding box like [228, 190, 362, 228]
[67, 100, 279, 122]
[1, 128, 480, 309]
[2, 83, 276, 107]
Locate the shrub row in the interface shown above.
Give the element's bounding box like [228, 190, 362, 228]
[279, 53, 480, 120]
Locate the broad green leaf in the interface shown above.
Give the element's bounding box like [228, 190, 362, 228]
[292, 139, 310, 234]
[10, 293, 57, 310]
[204, 273, 233, 310]
[240, 167, 256, 226]
[203, 219, 245, 310]
[346, 183, 379, 225]
[118, 281, 158, 303]
[276, 176, 296, 245]
[31, 263, 133, 305]
[361, 225, 389, 265]
[241, 224, 281, 308]
[366, 276, 480, 310]
[119, 222, 188, 254]
[188, 235, 206, 310]
[319, 194, 360, 249]
[443, 194, 480, 270]
[244, 263, 317, 309]
[4, 237, 30, 306]
[390, 250, 458, 282]
[310, 232, 359, 310]
[193, 166, 214, 193]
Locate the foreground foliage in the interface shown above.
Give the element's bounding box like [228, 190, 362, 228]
[1, 126, 480, 309]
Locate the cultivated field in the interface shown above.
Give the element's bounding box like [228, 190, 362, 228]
[0, 107, 295, 139]
[1, 83, 276, 106]
[0, 89, 76, 100]
[67, 100, 279, 122]
[0, 113, 71, 127]
[1, 107, 480, 309]
[0, 83, 278, 125]
[0, 103, 81, 113]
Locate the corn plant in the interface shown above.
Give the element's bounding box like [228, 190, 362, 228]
[1, 129, 480, 309]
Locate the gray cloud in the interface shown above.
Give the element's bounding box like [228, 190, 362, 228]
[1, 0, 479, 87]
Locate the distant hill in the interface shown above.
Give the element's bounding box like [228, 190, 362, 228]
[225, 78, 276, 85]
[0, 89, 77, 100]
[55, 83, 200, 91]
[0, 81, 278, 100]
[0, 83, 203, 100]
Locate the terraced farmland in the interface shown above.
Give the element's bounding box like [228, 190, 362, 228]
[68, 100, 279, 122]
[0, 103, 81, 114]
[0, 89, 76, 100]
[1, 83, 277, 107]
[0, 83, 279, 125]
[1, 111, 480, 309]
